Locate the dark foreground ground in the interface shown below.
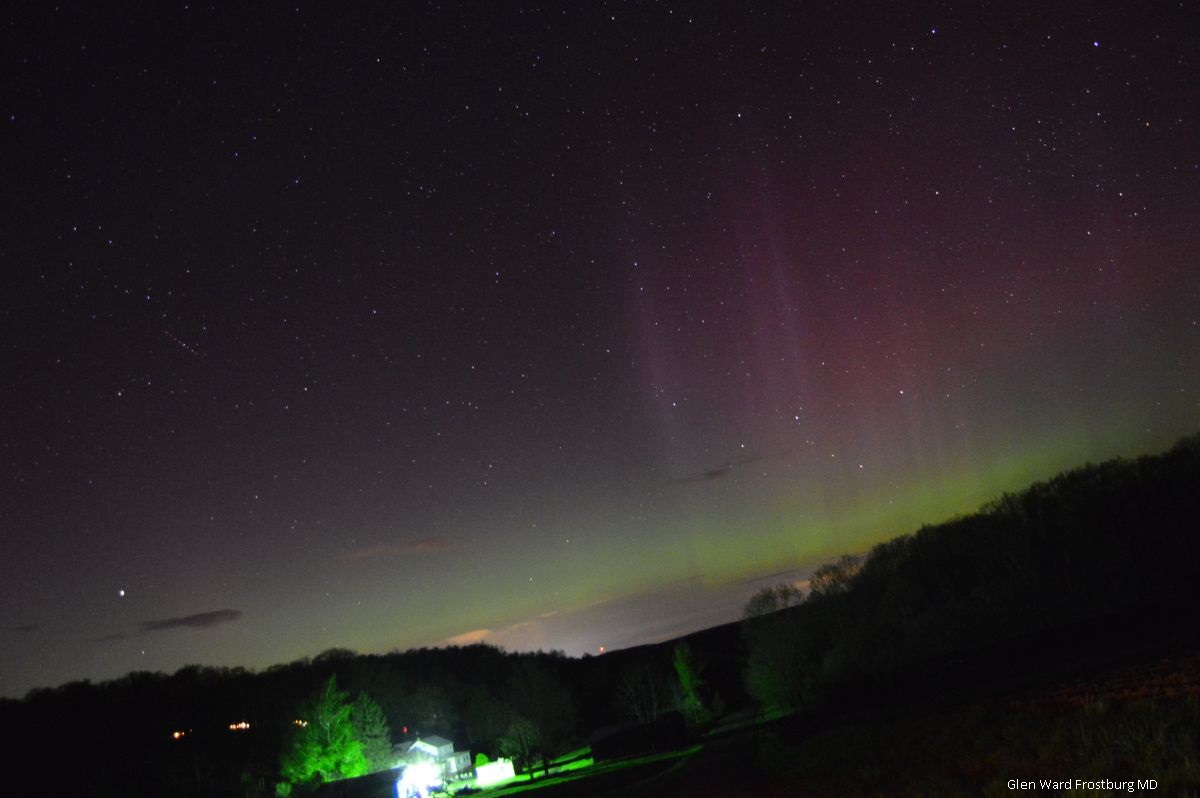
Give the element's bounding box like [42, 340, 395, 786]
[608, 608, 1200, 797]
[596, 651, 1200, 797]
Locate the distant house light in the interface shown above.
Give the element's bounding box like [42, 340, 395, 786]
[171, 730, 187, 740]
[228, 721, 251, 731]
[293, 719, 308, 727]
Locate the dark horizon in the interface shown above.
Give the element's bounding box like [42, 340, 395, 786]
[3, 1, 1199, 699]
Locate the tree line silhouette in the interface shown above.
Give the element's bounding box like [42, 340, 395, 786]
[741, 432, 1200, 714]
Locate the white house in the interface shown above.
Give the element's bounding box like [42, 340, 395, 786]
[394, 735, 471, 780]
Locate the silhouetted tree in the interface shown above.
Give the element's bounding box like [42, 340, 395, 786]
[406, 683, 457, 736]
[809, 553, 863, 598]
[743, 583, 803, 617]
[463, 686, 508, 754]
[506, 657, 576, 776]
[742, 583, 809, 714]
[498, 715, 541, 774]
[615, 661, 672, 724]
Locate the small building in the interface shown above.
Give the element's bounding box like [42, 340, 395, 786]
[475, 758, 516, 787]
[394, 735, 472, 780]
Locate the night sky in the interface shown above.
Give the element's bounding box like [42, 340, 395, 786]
[2, 2, 1198, 699]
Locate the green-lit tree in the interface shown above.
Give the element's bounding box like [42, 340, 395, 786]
[672, 642, 711, 726]
[279, 675, 369, 793]
[352, 691, 393, 772]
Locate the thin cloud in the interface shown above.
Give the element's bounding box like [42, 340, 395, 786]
[737, 568, 809, 586]
[340, 538, 451, 562]
[88, 631, 130, 643]
[139, 609, 243, 632]
[672, 452, 765, 484]
[738, 569, 812, 597]
[12, 624, 39, 633]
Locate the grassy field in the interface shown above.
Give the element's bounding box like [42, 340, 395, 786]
[476, 745, 700, 797]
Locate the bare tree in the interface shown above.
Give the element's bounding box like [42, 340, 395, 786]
[614, 661, 671, 725]
[743, 582, 804, 618]
[809, 554, 863, 598]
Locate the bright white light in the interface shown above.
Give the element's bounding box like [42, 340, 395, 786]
[396, 762, 441, 798]
[475, 758, 516, 787]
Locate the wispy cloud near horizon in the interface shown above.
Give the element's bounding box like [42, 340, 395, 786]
[139, 609, 243, 632]
[86, 609, 244, 643]
[439, 628, 494, 646]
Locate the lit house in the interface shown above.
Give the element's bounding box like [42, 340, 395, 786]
[394, 735, 471, 780]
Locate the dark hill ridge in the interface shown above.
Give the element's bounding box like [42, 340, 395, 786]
[737, 432, 1200, 718]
